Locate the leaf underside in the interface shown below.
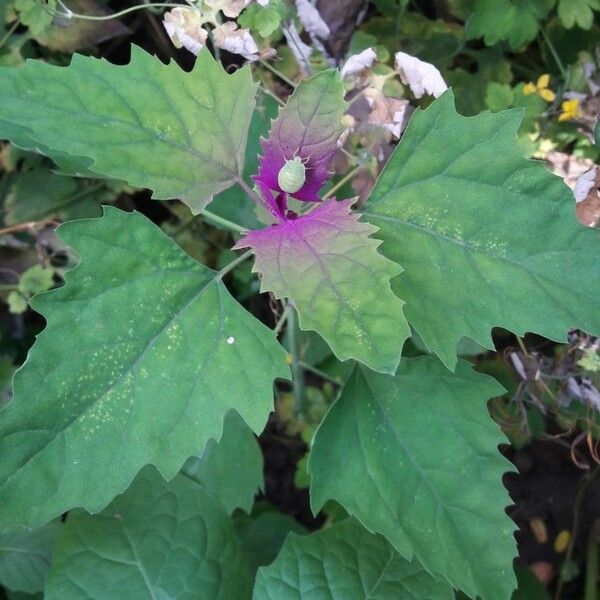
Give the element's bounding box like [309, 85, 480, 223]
[0, 47, 257, 212]
[363, 90, 600, 370]
[309, 356, 517, 600]
[0, 207, 288, 530]
[236, 199, 409, 374]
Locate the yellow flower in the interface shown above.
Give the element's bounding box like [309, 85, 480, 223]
[523, 74, 556, 102]
[558, 98, 582, 122]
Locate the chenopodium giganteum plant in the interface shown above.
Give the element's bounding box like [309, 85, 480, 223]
[0, 46, 600, 600]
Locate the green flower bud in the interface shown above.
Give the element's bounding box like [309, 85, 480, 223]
[277, 156, 306, 194]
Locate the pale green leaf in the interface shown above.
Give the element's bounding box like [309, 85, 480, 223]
[13, 0, 56, 36]
[6, 291, 27, 314]
[45, 467, 252, 599]
[309, 357, 516, 600]
[182, 409, 263, 514]
[0, 521, 61, 593]
[0, 47, 257, 212]
[363, 91, 600, 370]
[0, 207, 288, 530]
[557, 0, 600, 29]
[253, 518, 453, 599]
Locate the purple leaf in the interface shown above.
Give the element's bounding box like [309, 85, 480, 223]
[253, 70, 346, 218]
[234, 199, 408, 373]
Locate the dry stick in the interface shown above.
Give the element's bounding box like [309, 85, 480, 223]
[0, 220, 59, 235]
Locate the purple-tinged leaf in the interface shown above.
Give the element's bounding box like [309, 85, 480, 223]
[253, 70, 346, 217]
[235, 199, 408, 374]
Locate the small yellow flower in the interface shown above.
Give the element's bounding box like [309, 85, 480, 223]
[523, 74, 556, 103]
[558, 98, 582, 122]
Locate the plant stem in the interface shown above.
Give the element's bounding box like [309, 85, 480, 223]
[540, 25, 568, 82]
[260, 84, 285, 107]
[299, 361, 342, 385]
[217, 249, 253, 279]
[585, 521, 600, 600]
[51, 0, 183, 20]
[286, 303, 305, 415]
[0, 18, 20, 50]
[201, 210, 246, 234]
[259, 59, 296, 88]
[236, 176, 265, 208]
[323, 166, 362, 200]
[274, 304, 291, 335]
[556, 466, 600, 600]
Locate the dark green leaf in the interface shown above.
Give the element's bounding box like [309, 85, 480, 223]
[310, 357, 516, 599]
[0, 207, 288, 530]
[363, 91, 600, 370]
[45, 467, 252, 599]
[253, 519, 453, 599]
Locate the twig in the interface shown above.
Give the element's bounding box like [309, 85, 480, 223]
[259, 59, 296, 88]
[323, 165, 362, 200]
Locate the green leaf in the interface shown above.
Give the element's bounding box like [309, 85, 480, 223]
[466, 0, 554, 48]
[13, 0, 56, 36]
[0, 207, 288, 530]
[309, 357, 516, 600]
[486, 82, 514, 112]
[0, 521, 61, 593]
[558, 0, 600, 29]
[45, 467, 252, 599]
[0, 47, 257, 213]
[363, 91, 600, 370]
[18, 265, 54, 296]
[3, 168, 112, 225]
[253, 518, 453, 599]
[238, 1, 285, 37]
[233, 509, 307, 577]
[6, 291, 28, 314]
[182, 409, 263, 514]
[207, 90, 279, 232]
[236, 199, 409, 374]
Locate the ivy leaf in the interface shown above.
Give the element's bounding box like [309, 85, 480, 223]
[0, 521, 61, 593]
[182, 409, 263, 514]
[309, 357, 516, 600]
[235, 199, 408, 374]
[0, 47, 257, 213]
[45, 467, 252, 599]
[466, 0, 554, 49]
[0, 207, 288, 530]
[253, 518, 453, 599]
[557, 0, 600, 29]
[363, 91, 600, 370]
